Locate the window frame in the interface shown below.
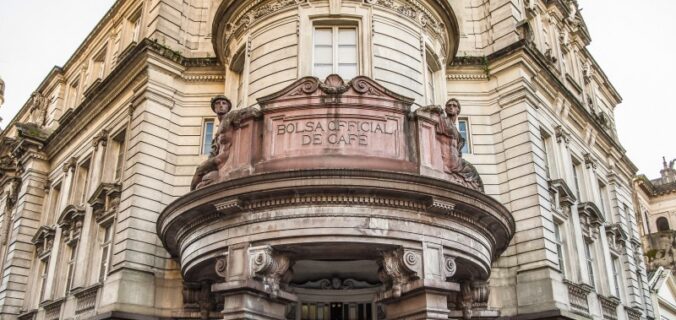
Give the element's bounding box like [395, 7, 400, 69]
[554, 221, 567, 277]
[98, 222, 114, 283]
[584, 239, 596, 289]
[458, 118, 471, 154]
[312, 24, 359, 80]
[201, 118, 216, 156]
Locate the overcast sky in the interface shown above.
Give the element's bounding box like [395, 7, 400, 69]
[0, 0, 673, 177]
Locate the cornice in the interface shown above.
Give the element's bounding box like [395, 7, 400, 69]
[43, 39, 221, 157]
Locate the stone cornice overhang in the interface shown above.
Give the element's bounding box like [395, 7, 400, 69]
[635, 175, 676, 197]
[1, 1, 125, 136]
[472, 40, 637, 174]
[42, 39, 221, 157]
[212, 0, 461, 65]
[0, 67, 63, 137]
[158, 169, 516, 261]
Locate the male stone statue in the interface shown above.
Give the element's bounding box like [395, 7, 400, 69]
[191, 95, 232, 190]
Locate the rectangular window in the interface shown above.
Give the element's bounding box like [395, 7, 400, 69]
[584, 241, 595, 288]
[92, 48, 107, 80]
[572, 158, 582, 199]
[458, 119, 471, 154]
[426, 65, 435, 105]
[39, 258, 50, 301]
[64, 243, 78, 294]
[202, 119, 215, 155]
[47, 183, 62, 224]
[540, 130, 552, 179]
[98, 224, 113, 282]
[554, 223, 566, 276]
[129, 10, 142, 43]
[313, 27, 357, 80]
[612, 256, 622, 298]
[598, 180, 609, 221]
[67, 78, 80, 108]
[112, 131, 126, 181]
[74, 159, 91, 205]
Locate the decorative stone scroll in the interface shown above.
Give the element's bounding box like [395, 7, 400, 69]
[88, 183, 121, 222]
[294, 277, 379, 290]
[249, 246, 291, 298]
[378, 248, 421, 297]
[31, 226, 56, 257]
[58, 205, 86, 243]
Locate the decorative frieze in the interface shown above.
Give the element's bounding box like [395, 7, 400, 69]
[74, 284, 100, 318]
[294, 277, 379, 290]
[43, 299, 63, 320]
[565, 280, 593, 316]
[598, 295, 620, 320]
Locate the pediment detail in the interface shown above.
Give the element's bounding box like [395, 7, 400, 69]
[257, 75, 415, 106]
[88, 182, 121, 222]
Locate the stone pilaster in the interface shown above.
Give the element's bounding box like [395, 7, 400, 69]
[0, 128, 49, 317]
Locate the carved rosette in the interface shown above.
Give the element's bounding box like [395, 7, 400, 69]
[379, 248, 421, 297]
[249, 246, 291, 298]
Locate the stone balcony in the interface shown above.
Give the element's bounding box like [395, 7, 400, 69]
[157, 75, 515, 319]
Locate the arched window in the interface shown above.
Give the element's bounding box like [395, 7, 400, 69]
[656, 217, 670, 232]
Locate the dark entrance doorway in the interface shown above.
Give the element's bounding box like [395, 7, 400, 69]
[300, 302, 373, 320]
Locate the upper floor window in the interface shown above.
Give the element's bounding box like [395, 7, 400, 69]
[109, 130, 127, 182]
[69, 158, 91, 206]
[129, 10, 142, 43]
[584, 240, 595, 288]
[229, 47, 246, 108]
[598, 180, 609, 221]
[572, 157, 583, 199]
[554, 222, 566, 277]
[67, 78, 80, 108]
[98, 223, 113, 282]
[458, 118, 471, 154]
[540, 129, 553, 179]
[424, 49, 441, 105]
[611, 255, 622, 298]
[657, 217, 670, 232]
[64, 241, 78, 294]
[92, 47, 107, 81]
[38, 257, 50, 302]
[313, 27, 357, 80]
[202, 119, 215, 155]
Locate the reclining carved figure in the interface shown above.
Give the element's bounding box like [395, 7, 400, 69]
[418, 99, 484, 191]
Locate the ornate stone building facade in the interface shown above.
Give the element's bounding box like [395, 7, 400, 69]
[633, 158, 676, 272]
[0, 0, 653, 320]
